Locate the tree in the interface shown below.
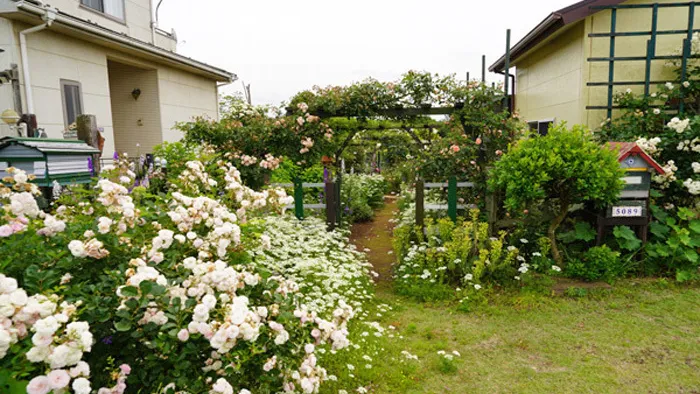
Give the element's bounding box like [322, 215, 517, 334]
[490, 123, 625, 265]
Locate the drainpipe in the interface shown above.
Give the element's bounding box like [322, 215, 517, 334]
[19, 6, 56, 114]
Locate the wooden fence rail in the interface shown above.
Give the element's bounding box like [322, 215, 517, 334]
[271, 180, 338, 230]
[415, 176, 476, 227]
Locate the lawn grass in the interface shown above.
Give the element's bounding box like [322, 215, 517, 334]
[326, 279, 700, 393]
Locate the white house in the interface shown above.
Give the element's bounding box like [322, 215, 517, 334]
[0, 0, 235, 157]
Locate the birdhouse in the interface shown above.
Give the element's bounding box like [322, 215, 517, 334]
[597, 142, 665, 244]
[0, 137, 100, 186]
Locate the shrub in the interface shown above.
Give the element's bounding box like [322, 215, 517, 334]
[340, 174, 387, 223]
[645, 206, 700, 282]
[566, 246, 623, 283]
[393, 211, 529, 301]
[490, 123, 625, 266]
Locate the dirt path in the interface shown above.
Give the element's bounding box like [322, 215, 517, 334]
[349, 197, 398, 289]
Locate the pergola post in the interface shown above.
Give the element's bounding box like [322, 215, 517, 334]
[415, 177, 425, 228]
[293, 178, 304, 220]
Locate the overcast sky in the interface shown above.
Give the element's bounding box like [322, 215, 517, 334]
[157, 0, 574, 107]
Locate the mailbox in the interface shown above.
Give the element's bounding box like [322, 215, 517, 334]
[596, 142, 665, 244]
[0, 137, 100, 186]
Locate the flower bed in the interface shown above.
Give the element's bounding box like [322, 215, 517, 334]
[0, 151, 376, 393]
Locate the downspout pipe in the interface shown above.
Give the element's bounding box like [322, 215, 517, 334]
[19, 6, 56, 114]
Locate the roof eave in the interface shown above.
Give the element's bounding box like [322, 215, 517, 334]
[5, 2, 236, 83]
[489, 13, 564, 73]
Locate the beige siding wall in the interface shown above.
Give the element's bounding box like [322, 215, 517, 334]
[36, 0, 158, 46]
[7, 20, 117, 156]
[158, 68, 219, 143]
[107, 60, 162, 156]
[583, 0, 700, 128]
[514, 22, 586, 127]
[513, 0, 700, 130]
[0, 18, 17, 138]
[2, 19, 219, 157]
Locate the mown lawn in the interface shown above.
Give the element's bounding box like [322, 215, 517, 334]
[333, 280, 700, 393]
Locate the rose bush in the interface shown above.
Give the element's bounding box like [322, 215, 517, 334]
[0, 147, 375, 393]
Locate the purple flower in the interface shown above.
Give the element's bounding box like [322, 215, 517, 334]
[113, 151, 119, 160]
[101, 336, 113, 345]
[87, 157, 94, 176]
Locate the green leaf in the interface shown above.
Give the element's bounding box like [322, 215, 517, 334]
[650, 222, 671, 238]
[139, 281, 154, 295]
[613, 226, 641, 251]
[114, 320, 132, 332]
[120, 286, 139, 297]
[573, 222, 597, 242]
[150, 284, 166, 296]
[689, 220, 700, 234]
[683, 248, 699, 263]
[675, 269, 697, 283]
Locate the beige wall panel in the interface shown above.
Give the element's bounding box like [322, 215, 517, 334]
[515, 22, 585, 126]
[108, 60, 162, 156]
[584, 0, 700, 127]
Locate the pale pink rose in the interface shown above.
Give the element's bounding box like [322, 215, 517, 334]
[10, 221, 26, 232]
[495, 150, 503, 156]
[475, 137, 482, 145]
[47, 369, 71, 389]
[0, 225, 12, 237]
[119, 364, 131, 375]
[177, 328, 190, 342]
[450, 145, 460, 153]
[32, 332, 53, 347]
[311, 329, 321, 338]
[27, 375, 51, 394]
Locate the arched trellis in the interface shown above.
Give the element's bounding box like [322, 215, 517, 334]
[285, 103, 504, 228]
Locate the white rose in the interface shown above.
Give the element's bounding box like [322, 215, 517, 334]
[72, 377, 91, 394]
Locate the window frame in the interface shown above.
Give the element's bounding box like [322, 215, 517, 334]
[60, 79, 84, 131]
[527, 118, 555, 136]
[79, 0, 127, 24]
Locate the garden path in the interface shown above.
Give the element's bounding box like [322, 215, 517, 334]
[349, 196, 398, 289]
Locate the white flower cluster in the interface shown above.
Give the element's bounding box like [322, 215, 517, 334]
[94, 179, 138, 233]
[259, 153, 281, 170]
[251, 216, 372, 318]
[287, 353, 327, 393]
[0, 274, 94, 394]
[667, 117, 691, 133]
[653, 160, 677, 189]
[176, 161, 218, 194]
[222, 162, 293, 221]
[68, 238, 110, 259]
[33, 212, 66, 238]
[683, 178, 700, 195]
[677, 137, 700, 152]
[635, 137, 662, 155]
[167, 192, 241, 258]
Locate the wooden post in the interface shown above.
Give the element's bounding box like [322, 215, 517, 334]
[76, 114, 101, 174]
[293, 178, 304, 220]
[447, 176, 457, 222]
[335, 171, 343, 225]
[415, 178, 425, 228]
[325, 180, 336, 231]
[485, 192, 498, 234]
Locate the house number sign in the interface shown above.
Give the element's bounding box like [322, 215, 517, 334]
[612, 206, 643, 217]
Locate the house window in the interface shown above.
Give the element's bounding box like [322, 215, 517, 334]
[61, 80, 84, 130]
[80, 0, 125, 20]
[527, 119, 554, 136]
